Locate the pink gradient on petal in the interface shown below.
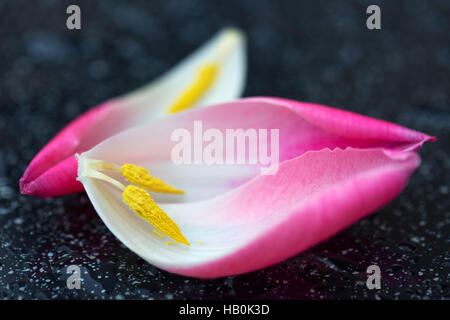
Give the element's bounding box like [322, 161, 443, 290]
[20, 102, 111, 197]
[21, 97, 435, 198]
[20, 156, 81, 197]
[269, 97, 436, 150]
[166, 148, 420, 278]
[169, 97, 434, 164]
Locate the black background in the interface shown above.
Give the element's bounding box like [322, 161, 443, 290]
[0, 0, 448, 299]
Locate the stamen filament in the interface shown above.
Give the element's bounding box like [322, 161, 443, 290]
[79, 158, 189, 245]
[85, 160, 184, 195]
[80, 169, 126, 191]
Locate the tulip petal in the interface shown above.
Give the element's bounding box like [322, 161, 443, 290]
[76, 97, 433, 278]
[271, 97, 434, 151]
[78, 148, 420, 278]
[20, 28, 247, 197]
[79, 97, 433, 201]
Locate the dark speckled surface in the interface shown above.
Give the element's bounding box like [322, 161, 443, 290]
[0, 0, 449, 300]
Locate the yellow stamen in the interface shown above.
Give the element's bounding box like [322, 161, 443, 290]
[166, 63, 219, 114]
[123, 185, 189, 246]
[166, 241, 173, 245]
[121, 164, 184, 194]
[80, 158, 188, 245]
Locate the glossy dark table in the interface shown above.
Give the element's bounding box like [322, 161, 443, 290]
[0, 0, 448, 299]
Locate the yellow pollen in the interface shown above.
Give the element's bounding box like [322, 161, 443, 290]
[166, 63, 219, 114]
[80, 158, 188, 245]
[121, 164, 184, 194]
[123, 185, 189, 246]
[153, 230, 164, 238]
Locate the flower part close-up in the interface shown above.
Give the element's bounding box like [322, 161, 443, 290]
[75, 97, 434, 278]
[19, 27, 246, 198]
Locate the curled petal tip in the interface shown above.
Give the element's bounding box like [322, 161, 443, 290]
[19, 177, 32, 196]
[20, 155, 83, 198]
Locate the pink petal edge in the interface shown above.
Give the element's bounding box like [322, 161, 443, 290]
[20, 102, 112, 197]
[21, 97, 435, 198]
[166, 148, 421, 278]
[70, 97, 434, 278]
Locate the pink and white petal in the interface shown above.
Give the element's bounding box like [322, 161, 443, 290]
[149, 97, 434, 163]
[79, 97, 432, 202]
[166, 148, 420, 277]
[270, 97, 435, 151]
[20, 28, 246, 198]
[78, 148, 420, 278]
[20, 103, 110, 197]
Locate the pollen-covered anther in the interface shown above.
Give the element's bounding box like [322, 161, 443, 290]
[79, 158, 187, 244]
[166, 63, 219, 114]
[121, 164, 184, 194]
[122, 185, 190, 246]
